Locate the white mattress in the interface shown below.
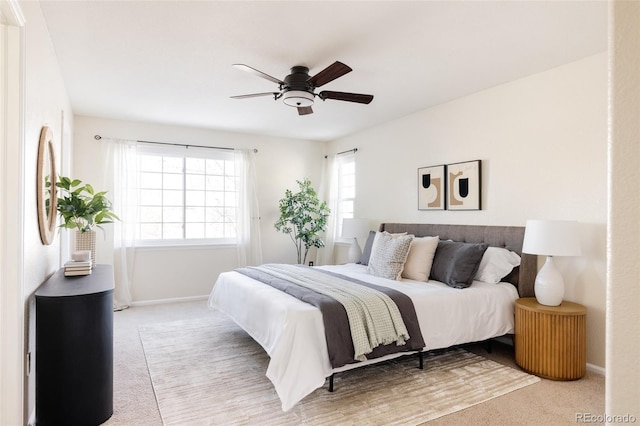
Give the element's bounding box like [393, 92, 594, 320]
[208, 263, 519, 411]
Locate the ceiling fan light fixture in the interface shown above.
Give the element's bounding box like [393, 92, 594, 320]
[283, 90, 314, 107]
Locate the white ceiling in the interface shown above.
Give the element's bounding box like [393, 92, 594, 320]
[39, 1, 607, 142]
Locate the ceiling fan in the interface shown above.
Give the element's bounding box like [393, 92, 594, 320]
[230, 61, 374, 116]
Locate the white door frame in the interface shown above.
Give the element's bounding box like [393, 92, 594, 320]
[0, 1, 25, 425]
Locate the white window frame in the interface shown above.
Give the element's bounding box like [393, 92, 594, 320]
[134, 143, 239, 247]
[335, 153, 356, 238]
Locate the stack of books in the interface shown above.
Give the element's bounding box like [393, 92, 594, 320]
[64, 260, 92, 277]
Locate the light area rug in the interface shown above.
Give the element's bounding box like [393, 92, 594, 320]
[139, 312, 540, 425]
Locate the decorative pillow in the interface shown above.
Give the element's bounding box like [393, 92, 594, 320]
[358, 231, 407, 266]
[401, 236, 439, 281]
[367, 232, 414, 280]
[357, 231, 377, 265]
[474, 247, 521, 284]
[429, 240, 489, 289]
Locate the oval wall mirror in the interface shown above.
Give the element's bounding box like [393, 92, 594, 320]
[37, 126, 58, 245]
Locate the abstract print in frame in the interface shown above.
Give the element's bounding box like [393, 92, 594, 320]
[418, 165, 446, 210]
[447, 160, 481, 210]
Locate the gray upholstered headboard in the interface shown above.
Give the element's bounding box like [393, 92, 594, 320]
[379, 223, 536, 297]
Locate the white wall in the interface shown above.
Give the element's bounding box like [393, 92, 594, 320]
[73, 116, 326, 302]
[328, 53, 607, 370]
[607, 0, 640, 417]
[22, 2, 72, 296]
[18, 0, 74, 422]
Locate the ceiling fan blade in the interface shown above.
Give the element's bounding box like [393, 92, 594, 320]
[307, 61, 352, 87]
[232, 64, 284, 85]
[230, 92, 279, 99]
[297, 106, 313, 115]
[318, 91, 374, 104]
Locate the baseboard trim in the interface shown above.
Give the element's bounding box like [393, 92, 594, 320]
[586, 362, 605, 376]
[130, 295, 209, 307]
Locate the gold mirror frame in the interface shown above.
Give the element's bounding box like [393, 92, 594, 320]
[37, 126, 58, 245]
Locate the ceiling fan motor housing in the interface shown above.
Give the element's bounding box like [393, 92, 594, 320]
[282, 66, 315, 107]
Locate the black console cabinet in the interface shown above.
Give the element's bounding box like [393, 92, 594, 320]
[35, 264, 114, 425]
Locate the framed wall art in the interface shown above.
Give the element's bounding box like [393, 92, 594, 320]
[447, 160, 481, 210]
[418, 164, 446, 210]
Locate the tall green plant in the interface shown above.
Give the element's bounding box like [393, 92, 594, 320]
[56, 176, 119, 233]
[274, 178, 330, 264]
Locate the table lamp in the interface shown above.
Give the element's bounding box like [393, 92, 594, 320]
[341, 218, 370, 263]
[522, 219, 581, 306]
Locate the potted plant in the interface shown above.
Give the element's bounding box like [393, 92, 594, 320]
[56, 176, 119, 265]
[274, 178, 330, 264]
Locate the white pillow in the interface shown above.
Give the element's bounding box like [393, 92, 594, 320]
[367, 232, 414, 280]
[474, 247, 521, 284]
[401, 236, 439, 281]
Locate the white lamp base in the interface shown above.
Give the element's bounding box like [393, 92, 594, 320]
[534, 256, 565, 306]
[347, 237, 362, 263]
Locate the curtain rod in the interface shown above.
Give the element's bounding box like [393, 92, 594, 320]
[325, 148, 357, 159]
[94, 135, 257, 153]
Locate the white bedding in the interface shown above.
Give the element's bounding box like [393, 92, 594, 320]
[208, 263, 519, 411]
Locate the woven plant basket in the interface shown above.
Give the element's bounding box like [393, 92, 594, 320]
[75, 230, 97, 267]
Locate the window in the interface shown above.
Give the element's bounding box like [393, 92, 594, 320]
[335, 153, 356, 237]
[136, 144, 238, 245]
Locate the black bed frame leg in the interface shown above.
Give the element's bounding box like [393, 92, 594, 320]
[328, 374, 334, 392]
[486, 340, 493, 354]
[418, 351, 424, 370]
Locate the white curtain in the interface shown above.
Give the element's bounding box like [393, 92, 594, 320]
[318, 154, 339, 266]
[102, 138, 139, 310]
[235, 148, 263, 266]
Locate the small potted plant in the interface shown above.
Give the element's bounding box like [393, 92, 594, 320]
[56, 176, 119, 266]
[274, 178, 330, 264]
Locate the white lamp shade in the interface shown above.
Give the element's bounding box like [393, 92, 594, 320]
[522, 220, 581, 257]
[341, 218, 370, 240]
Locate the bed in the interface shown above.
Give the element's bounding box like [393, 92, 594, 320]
[208, 223, 536, 411]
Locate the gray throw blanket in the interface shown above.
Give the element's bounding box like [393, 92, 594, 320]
[235, 264, 425, 368]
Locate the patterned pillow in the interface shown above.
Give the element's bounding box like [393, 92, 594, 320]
[358, 231, 407, 266]
[367, 232, 414, 280]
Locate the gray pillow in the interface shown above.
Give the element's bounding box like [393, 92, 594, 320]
[430, 240, 489, 289]
[357, 231, 377, 265]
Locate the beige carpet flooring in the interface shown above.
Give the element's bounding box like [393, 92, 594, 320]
[139, 314, 539, 425]
[104, 300, 605, 426]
